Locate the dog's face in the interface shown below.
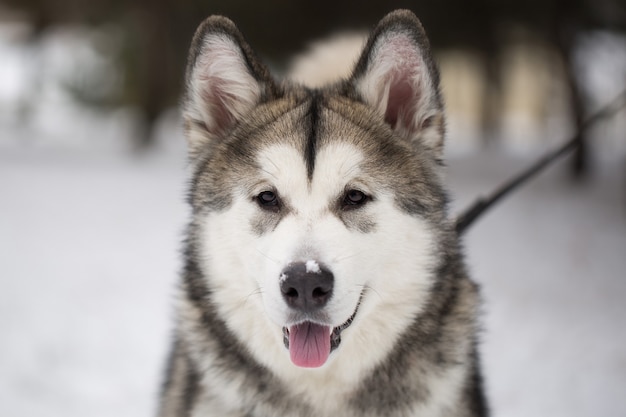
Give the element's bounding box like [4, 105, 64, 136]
[183, 11, 448, 371]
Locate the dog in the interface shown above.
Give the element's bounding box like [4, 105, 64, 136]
[158, 9, 487, 417]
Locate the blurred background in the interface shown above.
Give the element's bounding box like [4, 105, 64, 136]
[0, 1, 625, 416]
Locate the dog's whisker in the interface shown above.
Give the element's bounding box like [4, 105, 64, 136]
[266, 158, 281, 174]
[255, 247, 280, 264]
[358, 284, 382, 301]
[258, 166, 278, 181]
[243, 287, 265, 306]
[332, 250, 368, 263]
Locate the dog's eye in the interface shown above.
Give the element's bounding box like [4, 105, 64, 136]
[257, 191, 280, 211]
[342, 189, 369, 210]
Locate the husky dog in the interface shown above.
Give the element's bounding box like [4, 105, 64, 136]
[159, 9, 487, 417]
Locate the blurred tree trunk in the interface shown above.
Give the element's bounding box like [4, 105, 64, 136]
[553, 1, 589, 180]
[133, 0, 176, 148]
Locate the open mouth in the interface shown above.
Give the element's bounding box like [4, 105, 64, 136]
[282, 298, 361, 368]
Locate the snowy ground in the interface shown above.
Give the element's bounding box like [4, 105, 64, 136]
[0, 138, 625, 417]
[448, 151, 626, 417]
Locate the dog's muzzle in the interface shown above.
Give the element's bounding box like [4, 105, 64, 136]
[279, 261, 361, 368]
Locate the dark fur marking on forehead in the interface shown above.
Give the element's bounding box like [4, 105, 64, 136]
[305, 93, 322, 180]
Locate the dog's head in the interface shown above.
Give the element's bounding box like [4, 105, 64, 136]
[183, 10, 448, 370]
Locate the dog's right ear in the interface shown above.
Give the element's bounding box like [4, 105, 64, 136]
[183, 16, 277, 159]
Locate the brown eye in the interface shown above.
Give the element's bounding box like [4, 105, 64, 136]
[342, 189, 369, 210]
[257, 191, 279, 211]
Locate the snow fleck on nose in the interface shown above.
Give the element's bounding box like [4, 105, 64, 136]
[305, 260, 321, 274]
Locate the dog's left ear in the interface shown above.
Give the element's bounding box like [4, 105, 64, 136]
[349, 10, 445, 157]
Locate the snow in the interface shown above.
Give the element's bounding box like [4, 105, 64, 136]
[0, 146, 189, 417]
[447, 151, 626, 417]
[305, 260, 322, 274]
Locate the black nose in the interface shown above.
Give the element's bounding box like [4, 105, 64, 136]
[280, 261, 334, 312]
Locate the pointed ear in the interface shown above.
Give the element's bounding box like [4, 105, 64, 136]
[183, 16, 277, 159]
[349, 10, 445, 156]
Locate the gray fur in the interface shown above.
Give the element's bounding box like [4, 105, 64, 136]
[160, 9, 487, 417]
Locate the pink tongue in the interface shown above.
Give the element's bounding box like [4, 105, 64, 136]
[288, 322, 331, 368]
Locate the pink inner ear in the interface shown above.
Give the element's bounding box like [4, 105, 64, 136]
[190, 36, 262, 138]
[374, 35, 424, 133]
[201, 81, 236, 135]
[385, 72, 418, 130]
